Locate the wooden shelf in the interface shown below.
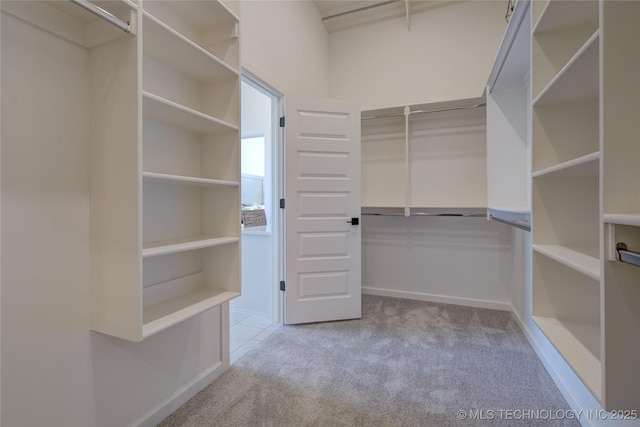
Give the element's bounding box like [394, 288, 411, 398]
[533, 244, 600, 281]
[533, 315, 602, 401]
[142, 0, 238, 29]
[142, 91, 238, 134]
[604, 214, 640, 227]
[142, 172, 239, 187]
[533, 31, 599, 106]
[143, 236, 239, 258]
[2, 1, 137, 48]
[143, 12, 239, 81]
[533, 0, 599, 35]
[143, 287, 239, 339]
[532, 151, 599, 178]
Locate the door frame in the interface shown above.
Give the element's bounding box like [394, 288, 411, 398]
[240, 69, 285, 324]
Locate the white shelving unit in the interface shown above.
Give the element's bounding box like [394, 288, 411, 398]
[361, 98, 487, 214]
[89, 0, 241, 342]
[531, 0, 602, 401]
[529, 0, 640, 410]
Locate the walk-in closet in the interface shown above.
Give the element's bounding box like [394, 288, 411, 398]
[2, 0, 639, 426]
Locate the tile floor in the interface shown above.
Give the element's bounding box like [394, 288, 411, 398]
[230, 309, 279, 364]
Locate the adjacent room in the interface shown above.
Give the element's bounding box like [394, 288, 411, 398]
[2, 0, 639, 426]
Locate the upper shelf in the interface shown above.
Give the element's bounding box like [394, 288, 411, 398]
[487, 0, 531, 93]
[2, 0, 136, 48]
[142, 0, 238, 28]
[533, 0, 599, 35]
[142, 0, 239, 70]
[533, 31, 599, 106]
[143, 12, 239, 81]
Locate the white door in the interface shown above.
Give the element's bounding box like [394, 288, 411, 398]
[284, 97, 361, 324]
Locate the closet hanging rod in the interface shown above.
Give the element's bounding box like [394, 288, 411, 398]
[362, 102, 486, 120]
[362, 212, 485, 217]
[322, 0, 401, 21]
[489, 214, 531, 232]
[70, 0, 131, 33]
[616, 243, 640, 268]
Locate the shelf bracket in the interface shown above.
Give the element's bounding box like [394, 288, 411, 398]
[616, 243, 640, 268]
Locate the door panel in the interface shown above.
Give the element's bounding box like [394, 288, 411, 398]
[284, 97, 361, 324]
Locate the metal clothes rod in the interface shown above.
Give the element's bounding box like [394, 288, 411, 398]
[489, 214, 531, 232]
[322, 0, 401, 21]
[362, 212, 485, 217]
[362, 103, 486, 120]
[616, 243, 640, 268]
[70, 0, 131, 33]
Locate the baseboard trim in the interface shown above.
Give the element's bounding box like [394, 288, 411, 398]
[362, 287, 511, 311]
[510, 308, 603, 427]
[132, 361, 227, 427]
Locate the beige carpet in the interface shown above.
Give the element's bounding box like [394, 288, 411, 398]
[160, 295, 578, 426]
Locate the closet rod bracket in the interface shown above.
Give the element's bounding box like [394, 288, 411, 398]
[70, 0, 135, 34]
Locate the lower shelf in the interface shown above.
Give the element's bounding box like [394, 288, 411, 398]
[142, 241, 240, 339]
[533, 316, 602, 401]
[532, 244, 600, 281]
[143, 283, 239, 339]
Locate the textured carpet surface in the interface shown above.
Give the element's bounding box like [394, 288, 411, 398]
[159, 295, 579, 426]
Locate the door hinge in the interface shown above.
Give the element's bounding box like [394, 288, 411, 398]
[279, 116, 285, 127]
[280, 280, 285, 291]
[280, 198, 285, 209]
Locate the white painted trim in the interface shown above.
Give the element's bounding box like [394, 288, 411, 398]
[132, 361, 226, 427]
[134, 304, 230, 427]
[240, 69, 284, 326]
[510, 308, 605, 427]
[362, 287, 511, 311]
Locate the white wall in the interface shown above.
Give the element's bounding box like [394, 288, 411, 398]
[240, 0, 330, 98]
[329, 1, 507, 109]
[362, 216, 514, 310]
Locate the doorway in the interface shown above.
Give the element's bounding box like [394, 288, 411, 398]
[230, 72, 283, 363]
